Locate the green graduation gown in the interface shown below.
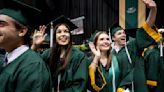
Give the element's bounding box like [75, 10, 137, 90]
[144, 45, 164, 92]
[41, 47, 89, 92]
[0, 49, 52, 92]
[115, 23, 161, 92]
[88, 54, 120, 92]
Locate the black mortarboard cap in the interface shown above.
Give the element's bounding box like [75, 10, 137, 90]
[0, 0, 41, 30]
[46, 15, 78, 31]
[44, 15, 78, 43]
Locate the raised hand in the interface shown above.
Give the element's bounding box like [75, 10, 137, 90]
[32, 25, 47, 45]
[89, 42, 101, 58]
[31, 25, 47, 50]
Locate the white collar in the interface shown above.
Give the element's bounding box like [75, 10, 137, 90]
[6, 45, 29, 64]
[111, 43, 121, 53]
[112, 41, 129, 53]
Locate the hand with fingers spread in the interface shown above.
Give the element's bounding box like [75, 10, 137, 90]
[31, 25, 47, 50]
[89, 42, 101, 68]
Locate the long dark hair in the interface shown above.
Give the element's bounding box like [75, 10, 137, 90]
[49, 23, 72, 75]
[93, 31, 112, 70]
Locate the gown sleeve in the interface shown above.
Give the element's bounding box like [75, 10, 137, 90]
[41, 48, 51, 63]
[144, 47, 159, 87]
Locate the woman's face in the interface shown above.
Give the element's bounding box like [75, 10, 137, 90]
[56, 24, 70, 46]
[96, 33, 111, 52]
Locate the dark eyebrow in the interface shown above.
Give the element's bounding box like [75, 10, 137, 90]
[0, 20, 9, 25]
[0, 19, 11, 25]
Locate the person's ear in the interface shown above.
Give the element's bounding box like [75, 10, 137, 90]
[18, 27, 28, 37]
[112, 36, 115, 41]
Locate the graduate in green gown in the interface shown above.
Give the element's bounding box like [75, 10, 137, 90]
[0, 0, 52, 92]
[143, 28, 164, 92]
[31, 15, 89, 92]
[88, 31, 120, 92]
[109, 0, 162, 92]
[144, 45, 159, 92]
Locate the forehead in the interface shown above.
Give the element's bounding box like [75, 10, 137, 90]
[56, 24, 69, 29]
[114, 29, 125, 34]
[98, 33, 109, 38]
[0, 15, 15, 23]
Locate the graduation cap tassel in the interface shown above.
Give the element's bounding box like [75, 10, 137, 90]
[57, 74, 61, 92]
[160, 40, 163, 57]
[159, 39, 164, 71]
[50, 22, 53, 47]
[108, 28, 112, 43]
[125, 42, 134, 92]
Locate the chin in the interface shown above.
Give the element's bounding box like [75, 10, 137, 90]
[101, 48, 110, 51]
[121, 43, 126, 47]
[58, 42, 69, 46]
[120, 41, 126, 45]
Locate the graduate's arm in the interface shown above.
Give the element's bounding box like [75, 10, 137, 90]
[40, 48, 51, 64]
[142, 0, 161, 43]
[144, 0, 157, 27]
[88, 42, 100, 71]
[90, 56, 99, 71]
[135, 0, 162, 50]
[88, 42, 107, 91]
[89, 64, 107, 91]
[15, 62, 52, 92]
[88, 56, 103, 91]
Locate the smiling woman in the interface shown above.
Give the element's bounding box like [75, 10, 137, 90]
[31, 15, 90, 92]
[87, 31, 121, 92]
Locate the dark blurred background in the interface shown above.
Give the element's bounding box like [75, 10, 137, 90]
[1, 0, 163, 44]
